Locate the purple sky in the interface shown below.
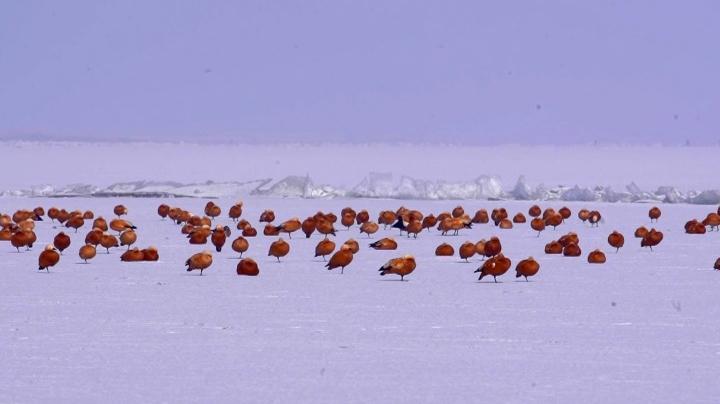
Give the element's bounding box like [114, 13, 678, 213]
[1, 1, 718, 144]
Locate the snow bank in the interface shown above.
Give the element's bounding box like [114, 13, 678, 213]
[2, 173, 719, 204]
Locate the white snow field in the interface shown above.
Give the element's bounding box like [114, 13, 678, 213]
[2, 141, 720, 195]
[1, 197, 719, 403]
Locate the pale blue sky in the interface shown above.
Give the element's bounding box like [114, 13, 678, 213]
[1, 0, 718, 144]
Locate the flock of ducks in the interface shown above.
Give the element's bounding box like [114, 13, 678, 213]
[2, 201, 720, 281]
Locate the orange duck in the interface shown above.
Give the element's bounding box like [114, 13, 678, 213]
[231, 236, 249, 257]
[515, 257, 540, 281]
[113, 204, 128, 217]
[325, 245, 354, 274]
[685, 220, 706, 234]
[237, 258, 259, 276]
[342, 239, 360, 254]
[93, 217, 109, 232]
[607, 231, 625, 252]
[315, 239, 336, 261]
[53, 232, 71, 254]
[109, 218, 136, 234]
[259, 210, 276, 223]
[641, 229, 663, 251]
[421, 214, 437, 232]
[187, 225, 211, 244]
[475, 254, 511, 282]
[211, 225, 231, 252]
[530, 218, 545, 236]
[563, 242, 581, 257]
[301, 217, 316, 238]
[355, 210, 370, 225]
[38, 244, 60, 271]
[544, 241, 563, 254]
[268, 238, 290, 261]
[141, 246, 159, 261]
[483, 237, 502, 259]
[587, 249, 606, 264]
[316, 219, 337, 238]
[369, 237, 398, 250]
[379, 255, 416, 281]
[264, 223, 281, 236]
[157, 204, 170, 219]
[79, 244, 97, 263]
[186, 251, 213, 275]
[341, 209, 356, 229]
[228, 202, 243, 222]
[634, 226, 649, 238]
[100, 233, 119, 253]
[577, 209, 590, 223]
[120, 229, 137, 250]
[558, 207, 571, 221]
[472, 209, 489, 224]
[406, 220, 422, 238]
[528, 205, 541, 218]
[378, 211, 397, 229]
[459, 241, 476, 262]
[435, 243, 454, 256]
[276, 218, 301, 238]
[359, 221, 379, 238]
[120, 248, 145, 262]
[204, 202, 221, 220]
[649, 206, 661, 223]
[85, 228, 103, 246]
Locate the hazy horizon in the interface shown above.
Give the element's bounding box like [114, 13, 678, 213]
[1, 1, 718, 145]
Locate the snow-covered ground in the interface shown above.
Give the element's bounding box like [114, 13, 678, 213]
[3, 141, 720, 204]
[1, 196, 719, 403]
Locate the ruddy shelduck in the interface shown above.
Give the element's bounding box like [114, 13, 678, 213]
[515, 257, 540, 281]
[369, 237, 398, 250]
[530, 218, 545, 236]
[359, 221, 379, 238]
[79, 244, 97, 263]
[275, 218, 301, 238]
[475, 254, 511, 282]
[113, 204, 128, 217]
[120, 229, 137, 250]
[587, 249, 607, 264]
[649, 206, 661, 223]
[211, 225, 231, 252]
[301, 217, 316, 238]
[259, 210, 275, 223]
[378, 255, 416, 281]
[53, 232, 71, 254]
[342, 239, 360, 254]
[459, 242, 476, 262]
[142, 246, 159, 261]
[435, 243, 454, 256]
[237, 258, 259, 276]
[268, 238, 290, 262]
[186, 251, 213, 275]
[607, 231, 625, 252]
[563, 242, 581, 257]
[325, 245, 354, 274]
[120, 248, 145, 262]
[100, 233, 119, 253]
[314, 239, 336, 261]
[38, 244, 60, 271]
[231, 236, 249, 257]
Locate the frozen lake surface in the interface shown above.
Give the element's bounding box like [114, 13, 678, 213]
[1, 197, 719, 403]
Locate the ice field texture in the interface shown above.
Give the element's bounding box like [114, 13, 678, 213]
[1, 197, 719, 403]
